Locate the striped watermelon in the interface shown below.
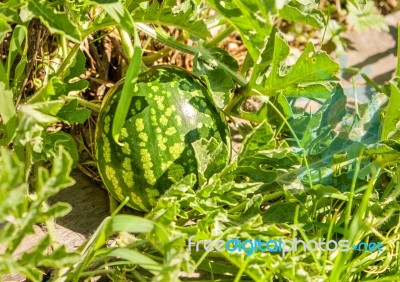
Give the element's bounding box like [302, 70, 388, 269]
[95, 66, 230, 211]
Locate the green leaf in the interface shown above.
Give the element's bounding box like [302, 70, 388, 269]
[381, 83, 400, 141]
[7, 25, 28, 90]
[57, 99, 91, 124]
[29, 100, 65, 116]
[28, 77, 66, 103]
[20, 1, 81, 43]
[0, 17, 11, 44]
[0, 81, 17, 144]
[192, 137, 229, 185]
[37, 202, 72, 221]
[130, 0, 210, 39]
[237, 121, 275, 162]
[260, 33, 340, 98]
[348, 0, 367, 10]
[193, 47, 238, 109]
[33, 131, 79, 168]
[0, 2, 19, 43]
[279, 2, 325, 28]
[95, 248, 162, 273]
[38, 147, 76, 198]
[64, 49, 89, 92]
[312, 184, 348, 201]
[262, 202, 309, 224]
[347, 1, 388, 32]
[206, 0, 276, 61]
[95, 0, 135, 31]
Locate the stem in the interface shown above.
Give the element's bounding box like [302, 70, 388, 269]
[63, 96, 101, 112]
[135, 23, 247, 86]
[397, 23, 400, 77]
[142, 46, 171, 64]
[344, 148, 363, 233]
[204, 25, 235, 48]
[56, 43, 81, 78]
[118, 27, 134, 59]
[228, 190, 284, 213]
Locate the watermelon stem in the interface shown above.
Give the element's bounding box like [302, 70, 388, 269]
[135, 23, 247, 87]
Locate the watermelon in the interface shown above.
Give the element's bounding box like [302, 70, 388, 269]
[95, 66, 230, 211]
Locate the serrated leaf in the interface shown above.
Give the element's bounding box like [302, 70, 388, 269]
[20, 1, 81, 43]
[131, 0, 210, 39]
[57, 99, 91, 124]
[261, 33, 339, 98]
[206, 0, 276, 61]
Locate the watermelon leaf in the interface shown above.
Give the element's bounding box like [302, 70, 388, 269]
[57, 99, 91, 124]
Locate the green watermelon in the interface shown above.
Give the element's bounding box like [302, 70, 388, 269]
[95, 66, 230, 211]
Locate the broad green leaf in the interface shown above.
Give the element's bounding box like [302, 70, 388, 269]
[381, 83, 400, 140]
[261, 33, 340, 98]
[206, 0, 276, 61]
[279, 2, 325, 28]
[20, 1, 82, 43]
[130, 0, 210, 39]
[193, 47, 238, 109]
[57, 99, 91, 124]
